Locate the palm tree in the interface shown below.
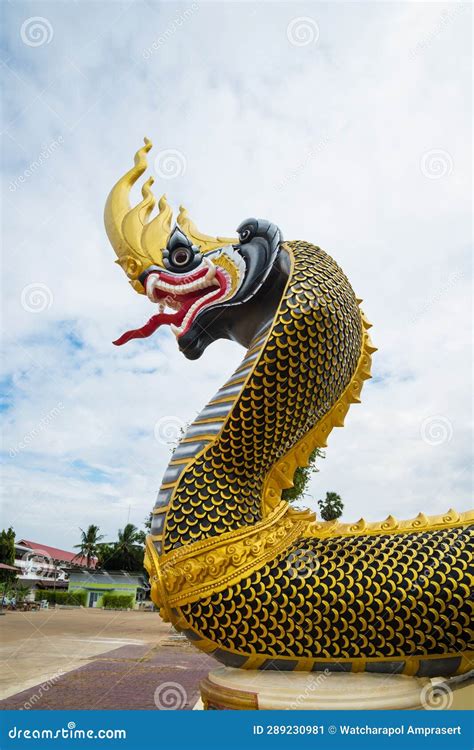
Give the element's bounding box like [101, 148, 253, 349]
[116, 523, 141, 567]
[74, 525, 104, 567]
[100, 523, 143, 572]
[15, 583, 31, 602]
[118, 523, 140, 544]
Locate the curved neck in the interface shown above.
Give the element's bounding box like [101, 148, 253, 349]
[151, 242, 363, 554]
[225, 250, 291, 348]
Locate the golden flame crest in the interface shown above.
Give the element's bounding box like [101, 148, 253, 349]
[104, 138, 236, 294]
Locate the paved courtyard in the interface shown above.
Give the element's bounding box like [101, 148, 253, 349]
[2, 608, 472, 711]
[0, 608, 214, 710]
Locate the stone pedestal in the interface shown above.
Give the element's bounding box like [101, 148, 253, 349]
[200, 667, 433, 710]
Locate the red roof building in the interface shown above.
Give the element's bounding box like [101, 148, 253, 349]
[17, 540, 96, 568]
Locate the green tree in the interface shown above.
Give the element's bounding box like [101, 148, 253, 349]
[318, 491, 344, 521]
[96, 543, 115, 569]
[14, 583, 31, 602]
[144, 512, 152, 532]
[136, 512, 152, 545]
[117, 523, 141, 554]
[282, 448, 325, 503]
[0, 527, 16, 589]
[100, 524, 143, 572]
[74, 525, 104, 567]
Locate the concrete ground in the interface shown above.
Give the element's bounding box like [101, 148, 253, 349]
[0, 608, 214, 709]
[1, 608, 471, 710]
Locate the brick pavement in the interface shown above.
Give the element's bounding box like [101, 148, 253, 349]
[0, 641, 215, 710]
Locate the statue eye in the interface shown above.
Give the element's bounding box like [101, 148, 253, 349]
[236, 217, 258, 245]
[170, 247, 193, 267]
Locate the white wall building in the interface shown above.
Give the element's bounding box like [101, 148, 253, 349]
[14, 539, 92, 597]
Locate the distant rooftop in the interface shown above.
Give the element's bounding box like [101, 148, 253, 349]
[17, 539, 96, 568]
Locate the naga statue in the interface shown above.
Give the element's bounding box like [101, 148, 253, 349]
[105, 139, 473, 692]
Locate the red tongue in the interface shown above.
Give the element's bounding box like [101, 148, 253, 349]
[113, 312, 176, 346]
[113, 283, 213, 346]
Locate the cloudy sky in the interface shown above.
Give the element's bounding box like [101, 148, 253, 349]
[1, 1, 471, 551]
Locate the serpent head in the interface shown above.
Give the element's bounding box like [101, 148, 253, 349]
[105, 139, 287, 358]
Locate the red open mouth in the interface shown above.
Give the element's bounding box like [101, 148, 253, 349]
[113, 262, 229, 346]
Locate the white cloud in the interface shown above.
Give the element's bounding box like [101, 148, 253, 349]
[1, 1, 471, 548]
